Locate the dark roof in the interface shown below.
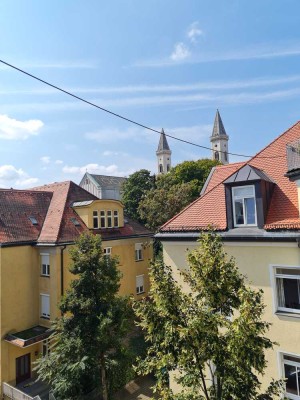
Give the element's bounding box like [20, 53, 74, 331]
[160, 120, 300, 232]
[156, 129, 171, 153]
[88, 174, 127, 187]
[223, 164, 274, 184]
[0, 181, 152, 246]
[211, 110, 228, 138]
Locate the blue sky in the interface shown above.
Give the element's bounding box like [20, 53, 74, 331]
[1, 0, 300, 187]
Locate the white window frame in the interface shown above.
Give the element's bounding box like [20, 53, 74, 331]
[232, 185, 257, 227]
[136, 275, 144, 295]
[279, 351, 300, 399]
[43, 339, 51, 357]
[40, 253, 50, 277]
[107, 210, 112, 228]
[270, 265, 300, 315]
[40, 293, 50, 319]
[135, 243, 143, 261]
[104, 247, 112, 257]
[93, 210, 99, 229]
[113, 210, 119, 228]
[100, 211, 106, 228]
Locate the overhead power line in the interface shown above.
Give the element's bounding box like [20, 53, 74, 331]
[0, 59, 285, 160]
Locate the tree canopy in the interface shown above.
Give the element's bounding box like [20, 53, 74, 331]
[133, 232, 284, 400]
[122, 159, 219, 231]
[122, 169, 155, 223]
[35, 233, 131, 400]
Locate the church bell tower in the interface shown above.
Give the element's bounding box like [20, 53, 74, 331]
[210, 110, 229, 164]
[156, 128, 172, 174]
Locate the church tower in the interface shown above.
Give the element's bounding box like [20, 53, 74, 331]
[210, 110, 229, 164]
[156, 128, 172, 174]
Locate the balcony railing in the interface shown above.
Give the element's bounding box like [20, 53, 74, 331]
[3, 382, 41, 400]
[286, 139, 300, 173]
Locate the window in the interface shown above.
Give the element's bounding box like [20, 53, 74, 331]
[40, 254, 50, 277]
[275, 267, 300, 314]
[113, 210, 119, 227]
[107, 211, 112, 228]
[167, 164, 170, 172]
[136, 275, 144, 294]
[232, 186, 256, 226]
[159, 164, 163, 173]
[43, 339, 51, 357]
[135, 243, 143, 261]
[40, 294, 50, 319]
[282, 353, 300, 399]
[104, 247, 112, 257]
[100, 211, 106, 228]
[93, 211, 99, 229]
[214, 151, 219, 161]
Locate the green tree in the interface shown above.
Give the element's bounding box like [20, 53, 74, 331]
[35, 233, 130, 400]
[171, 159, 220, 197]
[134, 232, 284, 400]
[138, 181, 196, 231]
[122, 169, 155, 223]
[137, 159, 219, 231]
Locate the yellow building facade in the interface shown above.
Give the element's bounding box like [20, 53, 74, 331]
[158, 121, 300, 399]
[0, 181, 152, 399]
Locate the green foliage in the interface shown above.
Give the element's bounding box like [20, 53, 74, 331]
[133, 232, 285, 400]
[121, 169, 155, 223]
[35, 233, 131, 400]
[137, 159, 219, 231]
[138, 182, 196, 231]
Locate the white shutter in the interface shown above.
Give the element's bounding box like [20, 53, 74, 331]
[41, 294, 50, 318]
[136, 275, 144, 294]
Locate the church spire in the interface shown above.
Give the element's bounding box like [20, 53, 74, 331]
[156, 128, 172, 174]
[210, 110, 229, 164]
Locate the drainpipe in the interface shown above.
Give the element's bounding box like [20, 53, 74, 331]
[60, 245, 67, 297]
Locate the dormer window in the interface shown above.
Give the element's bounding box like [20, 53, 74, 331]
[224, 165, 274, 230]
[232, 185, 256, 226]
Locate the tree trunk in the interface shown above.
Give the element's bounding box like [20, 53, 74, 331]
[101, 356, 108, 400]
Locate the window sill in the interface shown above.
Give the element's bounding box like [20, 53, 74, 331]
[136, 291, 145, 295]
[40, 275, 50, 278]
[275, 311, 300, 319]
[135, 259, 144, 262]
[40, 316, 50, 320]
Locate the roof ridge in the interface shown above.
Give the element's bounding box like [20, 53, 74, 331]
[247, 120, 300, 162]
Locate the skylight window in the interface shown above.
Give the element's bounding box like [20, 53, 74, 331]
[29, 216, 38, 225]
[70, 217, 81, 226]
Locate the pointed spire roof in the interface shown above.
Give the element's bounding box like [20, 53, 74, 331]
[211, 110, 227, 137]
[157, 128, 171, 152]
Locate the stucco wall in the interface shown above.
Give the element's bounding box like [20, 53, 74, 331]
[163, 239, 300, 392]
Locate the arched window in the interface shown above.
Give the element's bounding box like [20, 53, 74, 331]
[167, 164, 170, 172]
[224, 152, 228, 161]
[159, 164, 163, 173]
[214, 151, 219, 161]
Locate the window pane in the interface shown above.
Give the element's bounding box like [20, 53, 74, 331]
[233, 186, 254, 198]
[285, 364, 298, 395]
[277, 268, 300, 276]
[284, 355, 300, 363]
[278, 278, 300, 309]
[245, 197, 256, 224]
[234, 199, 244, 225]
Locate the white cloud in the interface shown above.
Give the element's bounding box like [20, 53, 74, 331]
[170, 42, 191, 61]
[134, 42, 300, 67]
[102, 150, 128, 157]
[0, 114, 43, 140]
[62, 163, 133, 177]
[40, 156, 50, 164]
[55, 160, 63, 164]
[0, 165, 38, 188]
[187, 22, 203, 43]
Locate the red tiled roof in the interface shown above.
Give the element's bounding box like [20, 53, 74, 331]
[0, 181, 152, 245]
[0, 190, 52, 244]
[31, 181, 99, 244]
[161, 121, 300, 232]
